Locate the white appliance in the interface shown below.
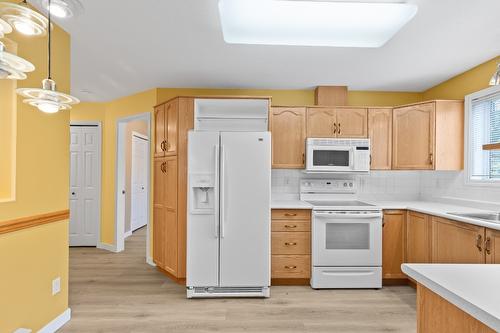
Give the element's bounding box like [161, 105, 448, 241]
[301, 179, 382, 289]
[186, 130, 271, 298]
[306, 138, 370, 173]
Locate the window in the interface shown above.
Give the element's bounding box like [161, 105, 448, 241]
[466, 85, 500, 184]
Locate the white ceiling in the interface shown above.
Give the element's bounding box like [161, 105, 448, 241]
[33, 0, 500, 102]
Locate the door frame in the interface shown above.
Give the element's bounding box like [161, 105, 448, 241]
[130, 131, 149, 235]
[114, 112, 152, 264]
[69, 121, 102, 247]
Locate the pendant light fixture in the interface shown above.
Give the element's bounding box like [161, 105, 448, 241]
[0, 17, 35, 79]
[490, 62, 500, 86]
[38, 0, 83, 18]
[16, 0, 79, 113]
[0, 0, 48, 36]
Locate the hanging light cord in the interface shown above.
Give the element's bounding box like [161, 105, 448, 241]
[48, 0, 52, 79]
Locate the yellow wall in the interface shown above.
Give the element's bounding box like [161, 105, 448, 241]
[0, 1, 71, 330]
[0, 75, 16, 201]
[423, 56, 500, 100]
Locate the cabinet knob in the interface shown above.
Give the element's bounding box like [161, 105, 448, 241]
[333, 123, 338, 134]
[476, 234, 483, 252]
[338, 123, 341, 135]
[284, 213, 297, 217]
[485, 237, 491, 255]
[284, 224, 297, 229]
[284, 265, 297, 269]
[284, 242, 297, 246]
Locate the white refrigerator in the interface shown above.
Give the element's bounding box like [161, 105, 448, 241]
[186, 131, 271, 298]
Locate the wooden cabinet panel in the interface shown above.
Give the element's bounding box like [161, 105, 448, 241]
[154, 104, 166, 158]
[432, 217, 485, 264]
[163, 157, 178, 275]
[383, 210, 406, 279]
[272, 220, 310, 232]
[406, 211, 432, 263]
[153, 158, 166, 267]
[165, 99, 178, 156]
[271, 209, 311, 221]
[306, 108, 336, 138]
[271, 255, 311, 278]
[270, 107, 306, 168]
[335, 108, 368, 138]
[393, 102, 435, 170]
[272, 232, 311, 255]
[369, 108, 392, 170]
[486, 229, 500, 264]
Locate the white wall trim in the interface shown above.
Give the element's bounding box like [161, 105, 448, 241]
[37, 308, 71, 333]
[97, 242, 118, 253]
[146, 256, 156, 267]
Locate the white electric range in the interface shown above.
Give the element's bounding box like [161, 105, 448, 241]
[300, 179, 382, 289]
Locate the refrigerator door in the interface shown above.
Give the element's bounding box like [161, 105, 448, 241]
[219, 132, 271, 287]
[186, 131, 220, 287]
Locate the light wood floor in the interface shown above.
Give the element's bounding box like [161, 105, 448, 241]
[62, 228, 417, 332]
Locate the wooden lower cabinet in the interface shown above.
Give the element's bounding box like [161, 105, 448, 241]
[271, 209, 311, 285]
[382, 210, 406, 281]
[486, 228, 500, 264]
[431, 217, 485, 264]
[406, 211, 432, 263]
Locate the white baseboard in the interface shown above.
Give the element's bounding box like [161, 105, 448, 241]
[38, 308, 71, 333]
[97, 242, 118, 253]
[146, 256, 156, 267]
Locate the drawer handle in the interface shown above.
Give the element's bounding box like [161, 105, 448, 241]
[284, 265, 297, 269]
[284, 224, 297, 229]
[284, 213, 297, 217]
[284, 242, 297, 246]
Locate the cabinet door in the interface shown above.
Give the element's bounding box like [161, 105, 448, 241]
[154, 104, 166, 158]
[383, 210, 406, 279]
[406, 211, 431, 263]
[432, 217, 485, 263]
[335, 108, 368, 138]
[369, 108, 392, 170]
[486, 229, 500, 264]
[270, 107, 306, 168]
[165, 99, 178, 156]
[393, 103, 435, 170]
[153, 158, 166, 267]
[306, 108, 336, 138]
[164, 156, 178, 275]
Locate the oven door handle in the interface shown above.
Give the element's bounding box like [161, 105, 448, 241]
[313, 212, 382, 219]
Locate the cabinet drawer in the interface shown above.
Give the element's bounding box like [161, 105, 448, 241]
[272, 232, 311, 255]
[272, 209, 311, 221]
[272, 255, 310, 278]
[272, 220, 310, 232]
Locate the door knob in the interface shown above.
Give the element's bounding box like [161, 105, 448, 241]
[141, 187, 145, 190]
[71, 192, 75, 195]
[122, 190, 126, 194]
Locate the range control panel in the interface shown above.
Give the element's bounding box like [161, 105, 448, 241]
[300, 179, 357, 194]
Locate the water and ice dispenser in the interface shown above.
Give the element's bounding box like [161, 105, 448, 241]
[189, 174, 216, 214]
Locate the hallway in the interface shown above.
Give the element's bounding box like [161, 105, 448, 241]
[62, 228, 417, 333]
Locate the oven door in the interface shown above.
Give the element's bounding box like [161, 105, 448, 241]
[306, 145, 354, 172]
[312, 211, 382, 267]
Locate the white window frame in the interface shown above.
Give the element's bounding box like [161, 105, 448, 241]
[464, 84, 500, 187]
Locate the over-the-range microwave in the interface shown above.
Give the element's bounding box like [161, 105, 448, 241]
[306, 138, 370, 173]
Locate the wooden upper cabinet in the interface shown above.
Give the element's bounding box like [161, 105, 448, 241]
[307, 108, 336, 138]
[369, 108, 392, 170]
[393, 102, 435, 170]
[165, 100, 178, 156]
[432, 217, 485, 264]
[406, 211, 432, 263]
[270, 107, 306, 168]
[335, 108, 368, 138]
[382, 210, 406, 279]
[154, 104, 166, 158]
[486, 229, 500, 264]
[393, 100, 463, 170]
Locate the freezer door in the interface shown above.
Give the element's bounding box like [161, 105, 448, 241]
[219, 132, 271, 287]
[186, 131, 220, 287]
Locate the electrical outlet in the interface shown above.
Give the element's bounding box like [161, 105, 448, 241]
[52, 277, 61, 295]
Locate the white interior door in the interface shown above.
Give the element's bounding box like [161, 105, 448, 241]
[219, 132, 271, 287]
[70, 125, 100, 246]
[130, 134, 149, 232]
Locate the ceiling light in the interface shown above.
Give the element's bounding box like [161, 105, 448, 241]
[218, 0, 418, 47]
[39, 0, 84, 18]
[0, 1, 48, 36]
[490, 63, 500, 86]
[17, 0, 79, 113]
[0, 17, 12, 36]
[0, 17, 35, 80]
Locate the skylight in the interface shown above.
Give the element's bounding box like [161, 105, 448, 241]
[218, 0, 418, 48]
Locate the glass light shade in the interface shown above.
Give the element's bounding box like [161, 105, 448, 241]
[0, 2, 48, 36]
[0, 42, 35, 80]
[0, 17, 12, 37]
[490, 64, 500, 86]
[218, 0, 418, 47]
[17, 79, 80, 113]
[39, 0, 83, 18]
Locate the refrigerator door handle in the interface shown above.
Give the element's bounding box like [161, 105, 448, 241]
[214, 145, 220, 238]
[220, 144, 226, 238]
